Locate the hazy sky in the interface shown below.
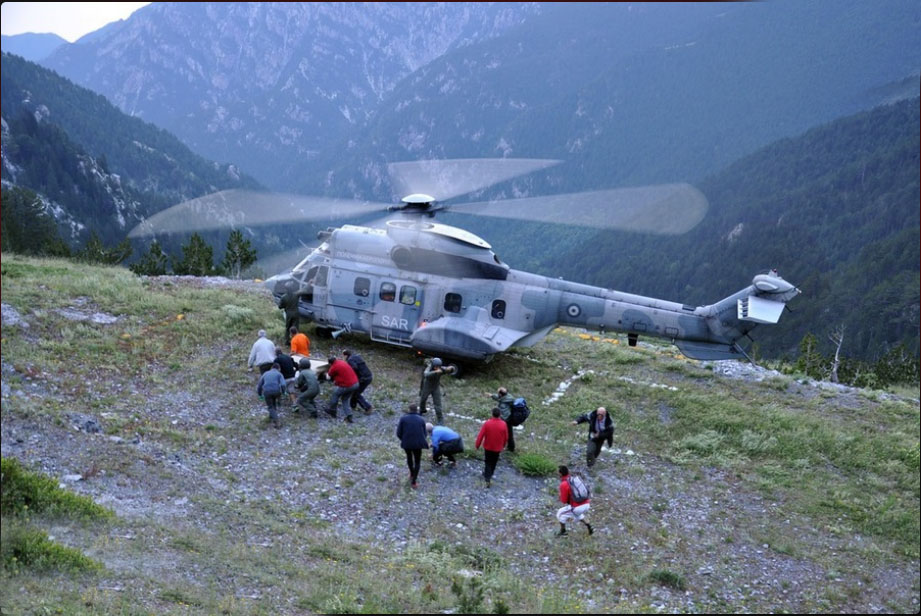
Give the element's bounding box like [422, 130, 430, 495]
[0, 2, 151, 42]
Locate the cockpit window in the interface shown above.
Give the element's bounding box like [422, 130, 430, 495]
[313, 266, 328, 286]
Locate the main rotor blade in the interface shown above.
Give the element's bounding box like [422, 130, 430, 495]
[256, 243, 317, 279]
[128, 189, 386, 238]
[454, 183, 708, 234]
[387, 158, 561, 203]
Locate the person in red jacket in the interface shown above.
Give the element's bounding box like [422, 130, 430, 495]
[324, 356, 359, 423]
[556, 465, 593, 536]
[475, 407, 509, 487]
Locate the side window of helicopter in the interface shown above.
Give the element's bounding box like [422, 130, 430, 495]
[444, 292, 462, 313]
[491, 299, 506, 319]
[379, 282, 396, 302]
[302, 266, 318, 285]
[314, 266, 328, 286]
[353, 277, 371, 297]
[399, 285, 417, 306]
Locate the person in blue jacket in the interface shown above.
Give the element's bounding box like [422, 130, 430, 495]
[426, 422, 463, 466]
[256, 362, 287, 429]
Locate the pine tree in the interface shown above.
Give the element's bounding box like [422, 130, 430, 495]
[220, 229, 257, 279]
[76, 231, 132, 265]
[172, 233, 215, 276]
[130, 240, 170, 275]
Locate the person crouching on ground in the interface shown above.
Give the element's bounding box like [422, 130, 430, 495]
[556, 465, 593, 536]
[427, 422, 462, 467]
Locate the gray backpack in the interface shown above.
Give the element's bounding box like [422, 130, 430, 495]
[568, 475, 590, 502]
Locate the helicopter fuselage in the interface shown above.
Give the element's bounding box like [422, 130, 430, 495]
[270, 220, 799, 362]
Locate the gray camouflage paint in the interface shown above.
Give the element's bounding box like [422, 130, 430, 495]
[268, 223, 799, 362]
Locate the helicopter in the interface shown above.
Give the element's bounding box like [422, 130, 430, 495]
[129, 158, 800, 364]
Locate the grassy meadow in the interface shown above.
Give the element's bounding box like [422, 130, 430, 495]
[1, 254, 918, 613]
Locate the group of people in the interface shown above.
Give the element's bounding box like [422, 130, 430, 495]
[249, 326, 606, 535]
[248, 328, 374, 428]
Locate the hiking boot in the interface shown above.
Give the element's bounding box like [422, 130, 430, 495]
[586, 523, 594, 535]
[344, 415, 354, 424]
[324, 407, 337, 418]
[556, 528, 568, 536]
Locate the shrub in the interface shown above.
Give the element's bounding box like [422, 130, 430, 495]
[648, 568, 687, 591]
[1, 520, 101, 573]
[512, 452, 557, 477]
[1, 457, 112, 520]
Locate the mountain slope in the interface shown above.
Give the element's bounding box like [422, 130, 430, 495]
[0, 32, 66, 62]
[1, 52, 261, 247]
[40, 2, 540, 190]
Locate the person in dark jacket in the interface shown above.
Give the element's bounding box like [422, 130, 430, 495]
[572, 406, 613, 467]
[489, 386, 517, 452]
[343, 349, 373, 414]
[274, 347, 298, 406]
[256, 363, 286, 429]
[278, 279, 300, 345]
[396, 404, 428, 488]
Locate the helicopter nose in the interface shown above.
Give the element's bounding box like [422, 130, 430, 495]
[264, 273, 291, 295]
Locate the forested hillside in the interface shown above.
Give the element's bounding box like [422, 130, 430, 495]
[1, 52, 261, 251]
[483, 98, 919, 362]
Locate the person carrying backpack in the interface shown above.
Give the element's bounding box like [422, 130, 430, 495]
[488, 386, 518, 452]
[556, 465, 593, 536]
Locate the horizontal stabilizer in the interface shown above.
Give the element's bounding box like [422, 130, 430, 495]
[737, 295, 785, 324]
[676, 340, 746, 361]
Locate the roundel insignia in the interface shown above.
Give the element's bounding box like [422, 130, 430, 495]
[567, 303, 581, 317]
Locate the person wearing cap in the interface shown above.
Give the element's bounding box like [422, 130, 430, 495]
[572, 406, 614, 467]
[247, 329, 276, 374]
[325, 356, 359, 423]
[293, 358, 320, 417]
[419, 357, 454, 424]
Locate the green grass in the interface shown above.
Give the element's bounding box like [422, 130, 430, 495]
[1, 521, 102, 574]
[2, 254, 919, 613]
[1, 457, 114, 520]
